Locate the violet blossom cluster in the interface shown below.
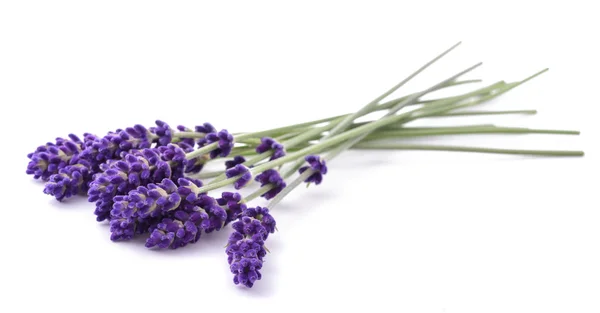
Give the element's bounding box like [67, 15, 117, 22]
[26, 119, 314, 289]
[226, 206, 276, 288]
[299, 155, 328, 185]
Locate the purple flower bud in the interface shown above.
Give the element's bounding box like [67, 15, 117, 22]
[256, 137, 286, 160]
[254, 169, 286, 200]
[225, 164, 252, 189]
[216, 192, 247, 224]
[43, 160, 93, 201]
[174, 125, 196, 147]
[149, 120, 173, 146]
[194, 123, 216, 135]
[201, 129, 234, 159]
[225, 156, 246, 170]
[298, 155, 328, 185]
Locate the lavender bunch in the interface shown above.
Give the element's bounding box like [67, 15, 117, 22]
[27, 42, 585, 290]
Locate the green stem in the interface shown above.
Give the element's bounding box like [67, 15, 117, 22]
[366, 126, 580, 139]
[326, 41, 462, 137]
[353, 142, 584, 157]
[266, 70, 548, 209]
[183, 79, 482, 161]
[266, 64, 485, 207]
[172, 131, 206, 139]
[242, 184, 274, 203]
[185, 142, 218, 159]
[426, 109, 537, 117]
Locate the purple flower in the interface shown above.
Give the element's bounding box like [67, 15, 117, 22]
[201, 129, 234, 159]
[145, 210, 205, 249]
[110, 178, 202, 242]
[109, 217, 137, 241]
[112, 178, 182, 219]
[254, 169, 286, 200]
[225, 156, 246, 170]
[149, 120, 173, 146]
[138, 178, 228, 249]
[43, 158, 94, 201]
[176, 177, 205, 203]
[225, 164, 252, 189]
[226, 206, 276, 288]
[166, 141, 206, 174]
[216, 192, 247, 225]
[87, 149, 176, 222]
[298, 155, 328, 185]
[174, 125, 196, 147]
[81, 125, 156, 164]
[154, 143, 194, 178]
[195, 123, 216, 135]
[242, 206, 276, 236]
[256, 137, 286, 160]
[118, 124, 153, 151]
[145, 198, 226, 249]
[26, 134, 86, 180]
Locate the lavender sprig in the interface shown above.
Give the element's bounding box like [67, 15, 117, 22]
[226, 206, 275, 288]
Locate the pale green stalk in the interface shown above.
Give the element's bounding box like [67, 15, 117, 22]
[352, 142, 584, 156]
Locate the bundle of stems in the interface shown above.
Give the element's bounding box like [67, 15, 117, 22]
[181, 43, 582, 208]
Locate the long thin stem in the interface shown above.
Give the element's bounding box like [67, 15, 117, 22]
[426, 109, 537, 117]
[266, 70, 550, 209]
[267, 64, 485, 207]
[352, 142, 584, 157]
[366, 126, 580, 139]
[242, 184, 274, 203]
[326, 41, 462, 137]
[183, 80, 482, 161]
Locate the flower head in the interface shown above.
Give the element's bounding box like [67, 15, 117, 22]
[26, 134, 86, 180]
[254, 169, 286, 200]
[173, 125, 197, 147]
[111, 178, 182, 219]
[149, 120, 173, 146]
[225, 164, 252, 189]
[216, 192, 247, 224]
[298, 155, 328, 185]
[225, 156, 246, 170]
[226, 206, 276, 288]
[136, 178, 227, 249]
[79, 127, 152, 168]
[256, 137, 286, 160]
[201, 129, 234, 159]
[145, 210, 205, 249]
[87, 149, 179, 221]
[195, 123, 217, 136]
[43, 157, 94, 201]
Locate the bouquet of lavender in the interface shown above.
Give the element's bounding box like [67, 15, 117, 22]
[27, 42, 583, 288]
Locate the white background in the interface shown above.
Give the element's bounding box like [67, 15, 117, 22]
[1, 1, 598, 312]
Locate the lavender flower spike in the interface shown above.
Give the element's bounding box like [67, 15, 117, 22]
[202, 129, 234, 159]
[225, 164, 252, 189]
[145, 210, 205, 249]
[298, 155, 328, 185]
[254, 169, 286, 200]
[87, 149, 175, 222]
[26, 134, 85, 181]
[149, 120, 173, 146]
[226, 206, 276, 288]
[216, 192, 247, 224]
[145, 179, 227, 249]
[225, 156, 246, 170]
[256, 137, 286, 160]
[43, 159, 93, 201]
